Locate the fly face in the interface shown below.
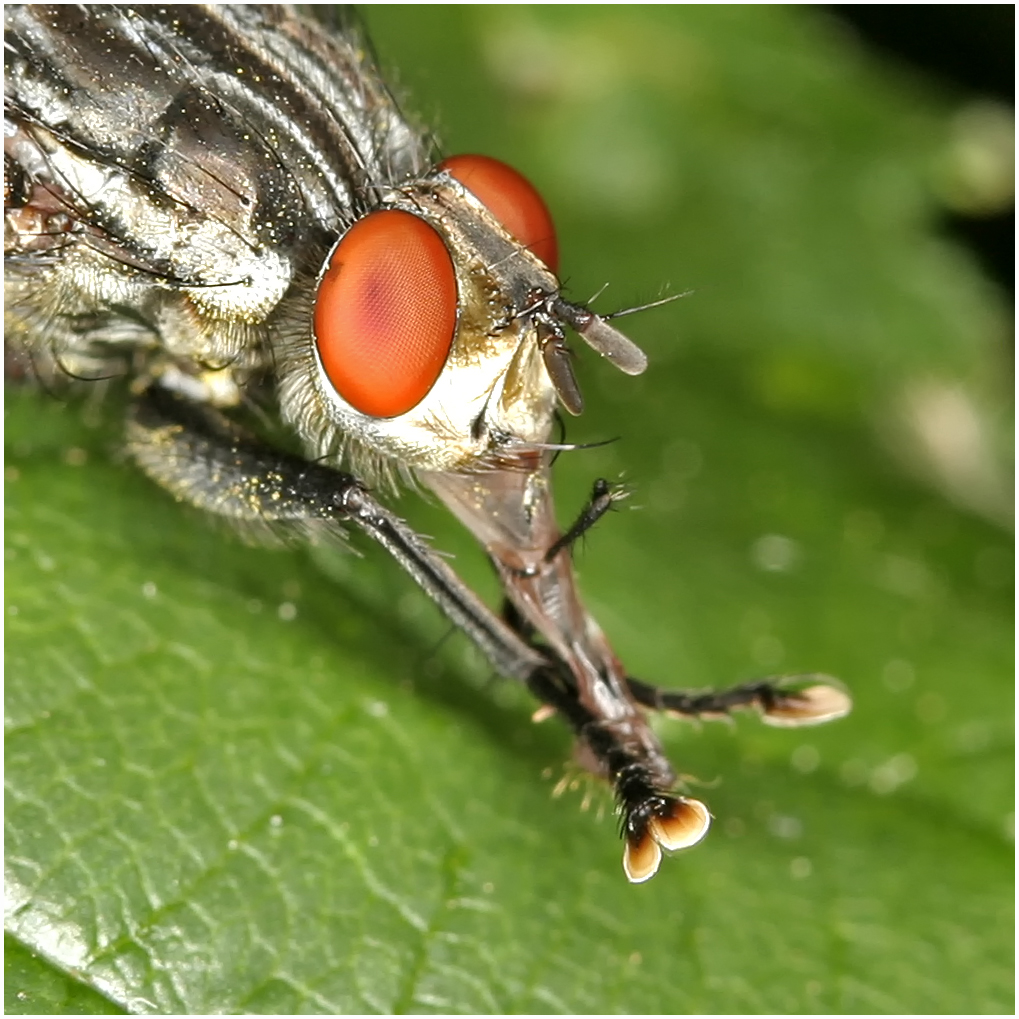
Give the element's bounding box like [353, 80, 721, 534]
[283, 170, 561, 479]
[5, 4, 851, 884]
[282, 164, 648, 484]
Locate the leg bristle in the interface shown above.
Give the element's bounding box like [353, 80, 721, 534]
[623, 829, 662, 884]
[762, 679, 852, 728]
[647, 796, 711, 851]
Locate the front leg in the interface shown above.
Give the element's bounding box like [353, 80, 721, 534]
[625, 674, 852, 727]
[126, 386, 547, 684]
[128, 386, 715, 881]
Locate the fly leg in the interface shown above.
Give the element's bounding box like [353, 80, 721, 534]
[495, 477, 621, 634]
[525, 661, 711, 883]
[427, 465, 717, 881]
[130, 387, 708, 878]
[625, 674, 852, 728]
[484, 468, 848, 876]
[544, 478, 624, 562]
[125, 386, 548, 683]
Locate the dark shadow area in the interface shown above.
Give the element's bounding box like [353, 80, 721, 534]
[830, 5, 1014, 300]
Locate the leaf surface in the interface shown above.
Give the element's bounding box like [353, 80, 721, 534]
[6, 7, 1012, 1013]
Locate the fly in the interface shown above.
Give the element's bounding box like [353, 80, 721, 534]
[4, 5, 851, 882]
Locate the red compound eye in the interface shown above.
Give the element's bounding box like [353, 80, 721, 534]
[439, 154, 559, 273]
[314, 210, 457, 419]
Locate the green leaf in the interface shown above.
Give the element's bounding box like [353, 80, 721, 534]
[5, 936, 124, 1014]
[6, 7, 1012, 1013]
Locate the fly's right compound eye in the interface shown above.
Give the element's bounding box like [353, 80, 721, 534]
[313, 209, 458, 419]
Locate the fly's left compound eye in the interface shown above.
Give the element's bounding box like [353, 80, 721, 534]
[313, 209, 458, 419]
[439, 154, 559, 273]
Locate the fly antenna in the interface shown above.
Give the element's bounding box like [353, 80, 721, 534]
[602, 290, 691, 320]
[553, 297, 648, 376]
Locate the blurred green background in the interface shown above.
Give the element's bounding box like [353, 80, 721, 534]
[6, 6, 1012, 1014]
